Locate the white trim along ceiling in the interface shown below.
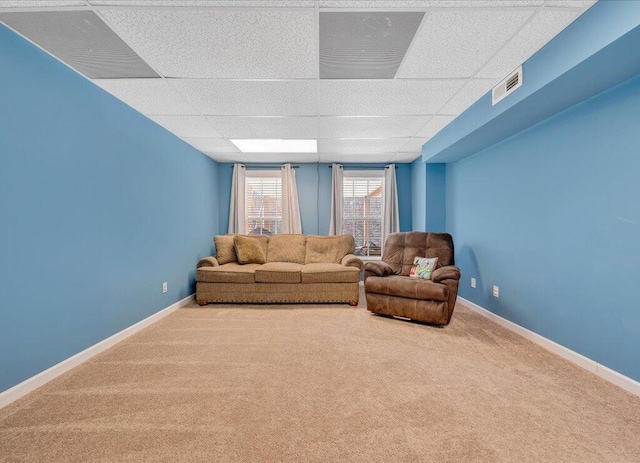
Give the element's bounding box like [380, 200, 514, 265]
[0, 0, 596, 163]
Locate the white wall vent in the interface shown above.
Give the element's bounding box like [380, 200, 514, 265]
[492, 66, 523, 106]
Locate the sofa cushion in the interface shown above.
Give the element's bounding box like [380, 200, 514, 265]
[304, 235, 355, 264]
[364, 275, 448, 302]
[255, 262, 302, 283]
[266, 234, 306, 264]
[197, 263, 261, 284]
[235, 235, 267, 264]
[214, 235, 237, 265]
[301, 263, 360, 283]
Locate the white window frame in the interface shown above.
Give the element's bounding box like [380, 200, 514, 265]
[342, 170, 385, 260]
[245, 170, 282, 236]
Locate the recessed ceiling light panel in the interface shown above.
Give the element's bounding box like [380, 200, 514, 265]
[230, 139, 318, 153]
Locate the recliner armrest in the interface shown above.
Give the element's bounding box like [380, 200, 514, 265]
[197, 256, 220, 268]
[364, 261, 395, 277]
[432, 265, 460, 283]
[341, 254, 364, 270]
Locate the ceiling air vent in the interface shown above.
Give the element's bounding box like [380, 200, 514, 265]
[492, 66, 523, 106]
[319, 12, 425, 79]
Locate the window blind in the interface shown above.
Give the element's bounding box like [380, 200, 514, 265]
[342, 174, 384, 256]
[245, 173, 282, 235]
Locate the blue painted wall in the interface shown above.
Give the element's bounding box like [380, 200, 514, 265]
[0, 26, 219, 393]
[426, 164, 446, 232]
[411, 158, 426, 231]
[218, 163, 412, 236]
[411, 159, 446, 232]
[394, 163, 412, 233]
[423, 0, 640, 163]
[447, 75, 640, 382]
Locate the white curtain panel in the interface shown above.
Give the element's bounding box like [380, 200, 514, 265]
[329, 163, 343, 235]
[227, 163, 246, 234]
[383, 164, 400, 244]
[281, 163, 302, 234]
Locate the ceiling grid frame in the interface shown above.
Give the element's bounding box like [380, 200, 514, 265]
[0, 0, 597, 163]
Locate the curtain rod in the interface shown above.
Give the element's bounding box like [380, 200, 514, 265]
[328, 165, 397, 169]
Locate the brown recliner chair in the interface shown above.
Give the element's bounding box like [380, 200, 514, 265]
[364, 232, 461, 325]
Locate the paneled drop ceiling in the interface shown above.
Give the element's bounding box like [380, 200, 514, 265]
[0, 0, 596, 163]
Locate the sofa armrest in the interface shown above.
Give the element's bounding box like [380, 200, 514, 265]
[341, 254, 364, 270]
[364, 261, 395, 277]
[432, 265, 461, 283]
[197, 256, 220, 268]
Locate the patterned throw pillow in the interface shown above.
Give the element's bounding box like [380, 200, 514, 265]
[234, 235, 267, 265]
[214, 235, 237, 265]
[409, 257, 439, 280]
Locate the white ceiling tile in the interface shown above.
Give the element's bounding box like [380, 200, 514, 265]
[204, 152, 319, 163]
[544, 1, 595, 7]
[398, 138, 430, 153]
[439, 78, 497, 114]
[319, 80, 465, 116]
[207, 117, 317, 139]
[92, 1, 313, 6]
[0, 1, 86, 6]
[242, 152, 320, 162]
[319, 116, 431, 139]
[147, 115, 222, 138]
[93, 79, 196, 114]
[98, 9, 316, 79]
[462, 0, 543, 5]
[319, 138, 408, 154]
[414, 115, 456, 138]
[398, 9, 534, 78]
[318, 1, 543, 6]
[203, 152, 242, 162]
[319, 153, 396, 163]
[392, 152, 422, 163]
[182, 137, 240, 153]
[171, 80, 317, 116]
[476, 9, 583, 79]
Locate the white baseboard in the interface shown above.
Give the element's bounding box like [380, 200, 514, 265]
[0, 294, 195, 409]
[458, 297, 640, 397]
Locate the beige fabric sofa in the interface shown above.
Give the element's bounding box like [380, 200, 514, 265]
[196, 234, 364, 305]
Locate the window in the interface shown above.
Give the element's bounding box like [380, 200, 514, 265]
[245, 171, 282, 235]
[342, 171, 384, 257]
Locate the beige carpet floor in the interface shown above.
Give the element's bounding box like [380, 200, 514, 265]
[1, 293, 639, 462]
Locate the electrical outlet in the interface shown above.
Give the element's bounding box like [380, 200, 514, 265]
[471, 277, 477, 288]
[492, 285, 499, 298]
[162, 282, 168, 294]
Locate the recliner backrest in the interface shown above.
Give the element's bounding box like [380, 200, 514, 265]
[382, 232, 454, 275]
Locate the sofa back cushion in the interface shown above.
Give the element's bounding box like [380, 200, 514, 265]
[267, 234, 306, 264]
[234, 235, 268, 265]
[383, 232, 454, 276]
[214, 235, 237, 265]
[304, 235, 355, 264]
